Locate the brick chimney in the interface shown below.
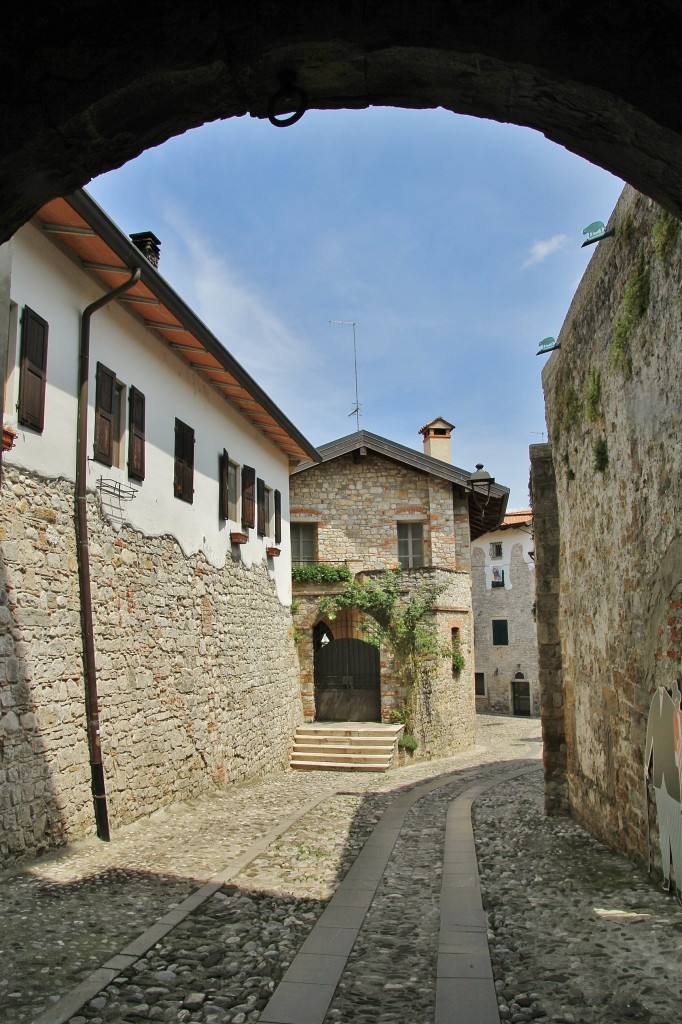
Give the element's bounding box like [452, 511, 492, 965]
[129, 231, 161, 269]
[419, 417, 454, 463]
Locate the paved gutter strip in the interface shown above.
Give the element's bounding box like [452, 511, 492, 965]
[435, 766, 540, 1024]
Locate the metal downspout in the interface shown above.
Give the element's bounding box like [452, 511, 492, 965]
[76, 269, 140, 841]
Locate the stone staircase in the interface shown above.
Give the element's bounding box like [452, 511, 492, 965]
[290, 722, 404, 772]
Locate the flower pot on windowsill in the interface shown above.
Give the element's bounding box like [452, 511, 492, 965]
[230, 531, 248, 545]
[2, 425, 17, 452]
[266, 546, 281, 557]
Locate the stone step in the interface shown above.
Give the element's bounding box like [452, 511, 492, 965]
[289, 758, 390, 772]
[291, 749, 391, 764]
[293, 737, 395, 750]
[293, 745, 394, 758]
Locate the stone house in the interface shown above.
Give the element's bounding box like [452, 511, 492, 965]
[289, 419, 509, 757]
[0, 189, 319, 862]
[471, 510, 540, 716]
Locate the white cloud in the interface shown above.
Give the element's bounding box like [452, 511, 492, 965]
[522, 233, 570, 269]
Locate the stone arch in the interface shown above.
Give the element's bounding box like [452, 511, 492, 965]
[1, 2, 682, 243]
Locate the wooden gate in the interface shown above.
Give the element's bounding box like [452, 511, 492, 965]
[314, 637, 381, 721]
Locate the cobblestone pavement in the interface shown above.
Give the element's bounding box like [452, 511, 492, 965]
[1, 715, 680, 1024]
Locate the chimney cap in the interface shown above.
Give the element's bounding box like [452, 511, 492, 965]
[419, 417, 455, 437]
[129, 230, 161, 245]
[129, 230, 161, 268]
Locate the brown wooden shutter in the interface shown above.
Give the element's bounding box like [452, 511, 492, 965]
[174, 418, 194, 503]
[219, 449, 229, 520]
[241, 465, 255, 529]
[257, 478, 266, 536]
[18, 306, 48, 431]
[94, 362, 116, 466]
[274, 489, 282, 544]
[127, 386, 145, 481]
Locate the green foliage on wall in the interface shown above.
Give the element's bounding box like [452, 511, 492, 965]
[584, 369, 602, 423]
[610, 252, 650, 379]
[652, 209, 680, 270]
[551, 376, 582, 444]
[451, 633, 466, 674]
[593, 437, 609, 472]
[292, 563, 352, 584]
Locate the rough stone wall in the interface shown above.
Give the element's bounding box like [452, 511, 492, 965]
[539, 185, 682, 867]
[471, 542, 539, 715]
[529, 444, 567, 814]
[0, 466, 301, 863]
[290, 452, 470, 573]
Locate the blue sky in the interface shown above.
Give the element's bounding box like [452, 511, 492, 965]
[88, 107, 624, 508]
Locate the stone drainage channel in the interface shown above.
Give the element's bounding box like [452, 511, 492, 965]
[2, 717, 681, 1024]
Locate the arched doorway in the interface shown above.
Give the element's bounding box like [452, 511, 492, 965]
[314, 636, 381, 722]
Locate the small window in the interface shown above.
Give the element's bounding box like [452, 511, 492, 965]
[241, 465, 256, 529]
[18, 306, 48, 432]
[219, 450, 240, 521]
[274, 490, 282, 545]
[397, 522, 424, 569]
[492, 619, 509, 646]
[257, 478, 268, 537]
[490, 542, 503, 559]
[491, 567, 505, 588]
[291, 523, 316, 564]
[174, 418, 194, 503]
[128, 386, 145, 481]
[475, 672, 486, 696]
[112, 380, 126, 469]
[93, 362, 117, 466]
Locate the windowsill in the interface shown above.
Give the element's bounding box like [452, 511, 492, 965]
[230, 531, 248, 545]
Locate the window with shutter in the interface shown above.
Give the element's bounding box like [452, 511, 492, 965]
[241, 465, 255, 529]
[128, 386, 145, 481]
[274, 490, 282, 545]
[174, 418, 194, 503]
[18, 306, 48, 431]
[257, 478, 266, 536]
[94, 362, 116, 466]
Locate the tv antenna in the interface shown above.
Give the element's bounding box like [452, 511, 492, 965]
[329, 320, 361, 430]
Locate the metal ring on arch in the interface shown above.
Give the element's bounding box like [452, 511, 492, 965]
[267, 81, 308, 127]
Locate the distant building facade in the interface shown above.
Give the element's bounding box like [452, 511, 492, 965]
[471, 510, 539, 716]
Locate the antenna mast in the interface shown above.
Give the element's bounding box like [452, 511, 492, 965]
[329, 320, 361, 430]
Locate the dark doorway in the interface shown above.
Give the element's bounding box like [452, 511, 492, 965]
[314, 637, 380, 722]
[512, 679, 531, 717]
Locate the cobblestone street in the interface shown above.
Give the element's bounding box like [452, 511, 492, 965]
[1, 715, 680, 1024]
